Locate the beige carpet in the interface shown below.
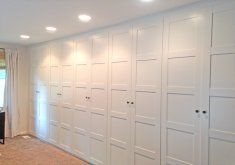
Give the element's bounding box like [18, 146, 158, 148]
[0, 135, 89, 165]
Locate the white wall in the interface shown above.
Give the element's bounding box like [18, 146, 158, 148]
[0, 42, 29, 135]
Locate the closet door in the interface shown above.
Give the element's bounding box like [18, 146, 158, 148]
[108, 26, 132, 165]
[29, 45, 49, 139]
[131, 18, 163, 165]
[59, 40, 74, 152]
[49, 42, 61, 146]
[73, 37, 91, 161]
[162, 10, 208, 165]
[89, 33, 109, 165]
[205, 3, 235, 165]
[37, 45, 50, 140]
[29, 47, 40, 135]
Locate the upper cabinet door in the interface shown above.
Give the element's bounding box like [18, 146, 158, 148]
[208, 2, 235, 165]
[131, 17, 163, 165]
[162, 9, 210, 165]
[211, 2, 235, 54]
[108, 25, 133, 165]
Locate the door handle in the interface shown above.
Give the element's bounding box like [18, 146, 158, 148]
[57, 93, 62, 96]
[202, 111, 207, 114]
[195, 110, 200, 113]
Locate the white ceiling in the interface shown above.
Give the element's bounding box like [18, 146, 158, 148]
[0, 0, 201, 45]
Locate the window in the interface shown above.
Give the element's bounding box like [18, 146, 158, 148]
[0, 49, 6, 108]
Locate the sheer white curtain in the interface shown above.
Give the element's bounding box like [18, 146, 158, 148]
[3, 49, 19, 137]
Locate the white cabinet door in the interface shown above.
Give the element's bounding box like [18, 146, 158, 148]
[89, 33, 109, 165]
[29, 47, 39, 135]
[162, 9, 209, 165]
[131, 18, 163, 165]
[73, 37, 91, 161]
[206, 3, 235, 165]
[59, 40, 74, 152]
[29, 45, 50, 139]
[108, 26, 133, 165]
[49, 42, 61, 146]
[37, 45, 50, 140]
[29, 47, 40, 136]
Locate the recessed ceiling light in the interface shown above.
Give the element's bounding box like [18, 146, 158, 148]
[140, 0, 154, 2]
[78, 14, 92, 22]
[46, 26, 57, 33]
[20, 35, 30, 39]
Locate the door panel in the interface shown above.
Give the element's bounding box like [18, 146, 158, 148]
[49, 42, 61, 145]
[38, 100, 48, 139]
[73, 38, 91, 160]
[167, 129, 194, 164]
[89, 33, 108, 165]
[211, 3, 235, 54]
[108, 26, 132, 165]
[132, 20, 163, 165]
[209, 138, 235, 165]
[36, 45, 50, 140]
[59, 40, 74, 152]
[49, 123, 59, 145]
[207, 5, 235, 165]
[90, 138, 106, 165]
[163, 11, 206, 165]
[167, 94, 194, 126]
[110, 145, 129, 165]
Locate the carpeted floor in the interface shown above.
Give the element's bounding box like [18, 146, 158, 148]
[0, 135, 89, 165]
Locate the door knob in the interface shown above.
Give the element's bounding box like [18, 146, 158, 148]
[195, 110, 200, 113]
[127, 101, 130, 104]
[131, 102, 134, 105]
[202, 111, 207, 114]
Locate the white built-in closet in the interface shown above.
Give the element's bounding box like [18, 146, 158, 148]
[28, 1, 235, 165]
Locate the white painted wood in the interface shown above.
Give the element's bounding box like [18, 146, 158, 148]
[29, 47, 39, 136]
[59, 40, 74, 152]
[29, 45, 50, 140]
[73, 37, 91, 161]
[73, 33, 109, 164]
[89, 33, 109, 165]
[211, 2, 235, 54]
[48, 42, 62, 146]
[162, 8, 210, 165]
[131, 18, 163, 165]
[108, 25, 132, 165]
[206, 3, 235, 165]
[38, 45, 50, 140]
